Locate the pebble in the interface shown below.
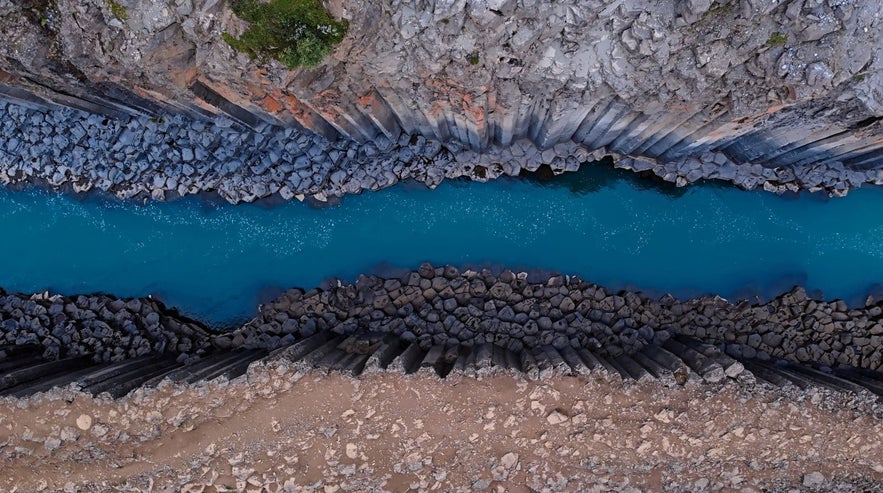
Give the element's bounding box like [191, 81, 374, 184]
[345, 443, 358, 459]
[76, 414, 93, 431]
[802, 471, 826, 488]
[546, 411, 569, 425]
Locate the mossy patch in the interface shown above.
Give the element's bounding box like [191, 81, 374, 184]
[706, 2, 734, 16]
[18, 0, 59, 32]
[222, 0, 348, 70]
[106, 0, 127, 20]
[766, 31, 787, 47]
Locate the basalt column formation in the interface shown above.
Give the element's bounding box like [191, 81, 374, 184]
[0, 0, 881, 198]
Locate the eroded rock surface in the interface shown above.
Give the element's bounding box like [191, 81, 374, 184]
[0, 0, 881, 196]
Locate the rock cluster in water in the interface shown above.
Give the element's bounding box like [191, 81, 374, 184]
[0, 100, 879, 205]
[2, 265, 883, 372]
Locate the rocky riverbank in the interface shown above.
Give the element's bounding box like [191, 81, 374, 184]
[229, 264, 883, 372]
[0, 98, 880, 205]
[0, 289, 209, 363]
[3, 264, 883, 374]
[1, 0, 882, 201]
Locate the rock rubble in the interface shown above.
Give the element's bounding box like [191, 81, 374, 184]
[0, 290, 209, 363]
[0, 99, 881, 205]
[2, 265, 883, 373]
[230, 264, 883, 372]
[1, 369, 880, 492]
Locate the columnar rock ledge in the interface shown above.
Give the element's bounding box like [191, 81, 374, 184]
[0, 96, 880, 205]
[2, 265, 883, 380]
[235, 264, 883, 373]
[2, 1, 883, 199]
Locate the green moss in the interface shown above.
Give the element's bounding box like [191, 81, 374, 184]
[766, 31, 787, 47]
[468, 53, 479, 65]
[707, 3, 734, 15]
[28, 0, 59, 32]
[223, 0, 348, 69]
[106, 0, 127, 20]
[684, 2, 734, 35]
[696, 2, 734, 24]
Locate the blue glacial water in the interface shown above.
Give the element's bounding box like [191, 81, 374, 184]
[2, 166, 883, 328]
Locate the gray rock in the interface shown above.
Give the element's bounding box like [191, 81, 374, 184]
[802, 472, 826, 488]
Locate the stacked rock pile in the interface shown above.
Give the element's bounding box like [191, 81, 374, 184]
[0, 290, 210, 363]
[2, 265, 882, 373]
[227, 264, 883, 372]
[0, 99, 879, 204]
[223, 264, 671, 358]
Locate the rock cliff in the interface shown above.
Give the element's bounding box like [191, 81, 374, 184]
[0, 0, 882, 195]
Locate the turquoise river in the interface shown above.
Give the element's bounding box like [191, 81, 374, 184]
[3, 166, 883, 327]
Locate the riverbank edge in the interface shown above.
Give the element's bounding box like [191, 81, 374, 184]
[2, 264, 881, 373]
[0, 98, 879, 207]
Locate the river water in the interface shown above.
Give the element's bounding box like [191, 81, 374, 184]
[2, 166, 882, 327]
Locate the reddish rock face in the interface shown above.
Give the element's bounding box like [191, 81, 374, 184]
[0, 0, 881, 196]
[1, 0, 881, 142]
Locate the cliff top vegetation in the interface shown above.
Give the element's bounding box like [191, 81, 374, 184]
[223, 0, 347, 69]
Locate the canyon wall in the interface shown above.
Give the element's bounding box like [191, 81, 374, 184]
[0, 0, 882, 194]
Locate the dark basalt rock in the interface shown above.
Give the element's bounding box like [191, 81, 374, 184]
[2, 265, 883, 399]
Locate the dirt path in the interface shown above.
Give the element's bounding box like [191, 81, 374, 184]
[1, 362, 882, 492]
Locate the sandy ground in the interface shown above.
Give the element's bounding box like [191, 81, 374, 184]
[1, 362, 882, 493]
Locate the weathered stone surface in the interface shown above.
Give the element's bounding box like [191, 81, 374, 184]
[0, 0, 879, 201]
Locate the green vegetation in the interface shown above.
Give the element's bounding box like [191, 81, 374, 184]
[766, 31, 787, 47]
[107, 0, 127, 20]
[468, 52, 479, 65]
[31, 0, 59, 31]
[222, 0, 348, 69]
[685, 2, 734, 35]
[706, 2, 734, 16]
[696, 2, 734, 24]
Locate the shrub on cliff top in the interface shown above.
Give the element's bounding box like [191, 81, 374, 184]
[223, 0, 348, 69]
